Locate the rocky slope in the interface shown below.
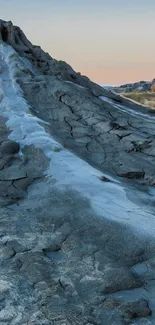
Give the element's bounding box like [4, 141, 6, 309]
[0, 19, 155, 325]
[112, 79, 155, 93]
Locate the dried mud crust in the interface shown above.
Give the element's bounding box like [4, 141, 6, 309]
[0, 20, 155, 325]
[0, 117, 49, 206]
[21, 76, 155, 186]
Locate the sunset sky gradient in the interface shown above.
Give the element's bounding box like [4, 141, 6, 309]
[1, 0, 155, 85]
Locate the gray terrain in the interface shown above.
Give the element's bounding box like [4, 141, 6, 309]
[112, 79, 155, 93]
[0, 19, 155, 325]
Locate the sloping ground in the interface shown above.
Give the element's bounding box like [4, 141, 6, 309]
[0, 20, 155, 325]
[21, 77, 155, 185]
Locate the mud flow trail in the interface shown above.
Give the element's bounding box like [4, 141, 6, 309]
[0, 20, 155, 325]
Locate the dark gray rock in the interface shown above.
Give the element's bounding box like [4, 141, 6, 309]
[101, 266, 143, 293]
[119, 298, 151, 322]
[0, 140, 19, 154]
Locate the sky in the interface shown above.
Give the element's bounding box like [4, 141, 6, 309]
[0, 0, 155, 85]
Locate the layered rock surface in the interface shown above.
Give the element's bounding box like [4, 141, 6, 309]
[0, 19, 155, 325]
[1, 21, 154, 184]
[112, 79, 155, 93]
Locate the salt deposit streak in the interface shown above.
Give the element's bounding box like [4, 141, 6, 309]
[100, 96, 155, 121]
[0, 41, 155, 237]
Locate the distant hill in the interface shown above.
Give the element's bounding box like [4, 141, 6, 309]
[102, 85, 112, 89]
[112, 79, 155, 93]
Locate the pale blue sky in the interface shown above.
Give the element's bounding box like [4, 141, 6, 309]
[0, 0, 155, 85]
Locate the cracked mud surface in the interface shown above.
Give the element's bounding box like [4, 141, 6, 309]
[0, 19, 155, 325]
[1, 167, 155, 325]
[0, 118, 49, 207]
[21, 77, 155, 186]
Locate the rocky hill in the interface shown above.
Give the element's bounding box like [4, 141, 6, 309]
[112, 79, 155, 93]
[0, 19, 155, 325]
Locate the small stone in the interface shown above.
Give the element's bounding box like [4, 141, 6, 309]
[0, 307, 16, 321]
[101, 266, 143, 293]
[99, 176, 110, 182]
[0, 141, 19, 154]
[0, 280, 11, 294]
[119, 298, 151, 320]
[0, 246, 15, 260]
[34, 281, 49, 291]
[51, 146, 61, 152]
[119, 171, 145, 179]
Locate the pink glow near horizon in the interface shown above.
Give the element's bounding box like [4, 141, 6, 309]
[1, 1, 155, 85]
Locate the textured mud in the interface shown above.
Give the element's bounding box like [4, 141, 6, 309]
[0, 126, 155, 325]
[21, 77, 155, 186]
[0, 20, 155, 325]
